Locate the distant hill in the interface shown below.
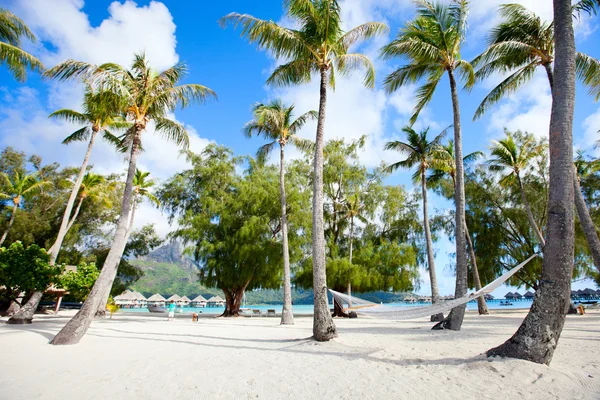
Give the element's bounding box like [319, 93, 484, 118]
[130, 242, 414, 304]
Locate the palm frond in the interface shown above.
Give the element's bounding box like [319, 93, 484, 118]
[256, 141, 277, 164]
[62, 127, 91, 144]
[339, 22, 389, 50]
[266, 59, 315, 87]
[44, 59, 98, 82]
[335, 53, 376, 88]
[289, 110, 318, 134]
[49, 109, 89, 125]
[0, 41, 44, 81]
[410, 68, 444, 125]
[154, 117, 190, 149]
[290, 136, 314, 153]
[576, 52, 600, 101]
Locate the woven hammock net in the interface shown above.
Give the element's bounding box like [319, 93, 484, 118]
[329, 253, 539, 320]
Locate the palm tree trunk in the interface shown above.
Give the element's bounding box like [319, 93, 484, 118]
[51, 124, 143, 345]
[347, 217, 353, 309]
[517, 175, 546, 246]
[279, 145, 294, 325]
[422, 170, 444, 322]
[65, 196, 84, 233]
[464, 223, 489, 315]
[96, 198, 138, 317]
[312, 67, 337, 341]
[0, 202, 19, 246]
[435, 68, 468, 331]
[5, 291, 43, 324]
[573, 167, 600, 272]
[488, 0, 576, 364]
[49, 128, 98, 264]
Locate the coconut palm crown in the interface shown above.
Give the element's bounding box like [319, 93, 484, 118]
[0, 8, 43, 81]
[472, 3, 600, 119]
[220, 0, 388, 89]
[380, 0, 475, 124]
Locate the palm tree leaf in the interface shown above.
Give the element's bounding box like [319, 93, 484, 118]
[154, 117, 190, 149]
[0, 41, 43, 82]
[410, 68, 444, 125]
[44, 59, 98, 82]
[576, 52, 600, 100]
[289, 136, 314, 153]
[473, 61, 538, 120]
[256, 141, 277, 164]
[266, 59, 315, 87]
[339, 22, 389, 50]
[61, 127, 91, 144]
[335, 53, 376, 88]
[289, 110, 318, 134]
[49, 109, 89, 125]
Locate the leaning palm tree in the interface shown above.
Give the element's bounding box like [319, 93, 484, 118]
[0, 8, 43, 81]
[96, 169, 159, 315]
[0, 171, 51, 245]
[487, 132, 545, 246]
[380, 0, 473, 330]
[385, 125, 448, 321]
[473, 3, 600, 273]
[7, 88, 127, 324]
[243, 100, 316, 326]
[221, 0, 388, 341]
[65, 172, 112, 234]
[429, 141, 488, 315]
[46, 86, 126, 265]
[487, 0, 577, 365]
[46, 53, 216, 345]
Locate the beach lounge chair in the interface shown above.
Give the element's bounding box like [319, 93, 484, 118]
[251, 309, 263, 317]
[267, 309, 276, 317]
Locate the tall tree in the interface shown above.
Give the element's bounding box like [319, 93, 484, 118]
[46, 53, 216, 345]
[473, 3, 600, 271]
[221, 0, 387, 341]
[243, 100, 315, 325]
[0, 8, 43, 81]
[381, 0, 474, 330]
[573, 152, 600, 273]
[428, 141, 489, 315]
[487, 0, 576, 365]
[64, 173, 112, 234]
[0, 171, 51, 246]
[96, 169, 159, 315]
[487, 131, 546, 246]
[385, 126, 447, 322]
[46, 86, 125, 265]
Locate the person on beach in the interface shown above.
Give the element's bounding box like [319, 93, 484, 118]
[168, 300, 175, 321]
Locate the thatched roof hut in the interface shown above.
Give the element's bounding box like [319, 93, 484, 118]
[180, 295, 191, 304]
[147, 293, 166, 302]
[504, 292, 515, 299]
[513, 292, 523, 299]
[524, 291, 535, 299]
[207, 295, 225, 307]
[166, 294, 181, 302]
[191, 295, 207, 306]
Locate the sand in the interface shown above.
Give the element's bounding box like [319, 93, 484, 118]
[1, 309, 599, 400]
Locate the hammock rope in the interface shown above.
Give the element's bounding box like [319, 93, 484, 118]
[328, 253, 539, 320]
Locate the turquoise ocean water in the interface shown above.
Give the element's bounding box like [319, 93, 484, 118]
[121, 299, 534, 315]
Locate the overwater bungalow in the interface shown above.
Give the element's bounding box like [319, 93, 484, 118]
[207, 295, 225, 307]
[504, 292, 515, 300]
[147, 293, 166, 307]
[484, 294, 494, 301]
[513, 292, 523, 301]
[166, 294, 182, 306]
[180, 296, 191, 306]
[191, 295, 207, 307]
[524, 291, 535, 300]
[114, 290, 140, 308]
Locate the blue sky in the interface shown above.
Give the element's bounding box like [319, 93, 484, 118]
[1, 0, 599, 297]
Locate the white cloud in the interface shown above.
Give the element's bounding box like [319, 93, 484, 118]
[581, 107, 600, 154]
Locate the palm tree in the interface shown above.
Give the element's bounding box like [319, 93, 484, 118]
[487, 0, 577, 365]
[0, 171, 51, 245]
[96, 169, 159, 315]
[221, 0, 387, 341]
[472, 3, 600, 119]
[0, 8, 43, 81]
[380, 0, 473, 330]
[65, 173, 112, 234]
[573, 151, 600, 273]
[46, 53, 216, 345]
[487, 132, 545, 246]
[385, 125, 448, 322]
[473, 3, 600, 272]
[243, 100, 316, 326]
[429, 141, 488, 315]
[46, 86, 126, 265]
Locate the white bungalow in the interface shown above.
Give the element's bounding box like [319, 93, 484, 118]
[167, 294, 183, 306]
[180, 295, 191, 306]
[191, 295, 207, 308]
[207, 295, 225, 307]
[114, 290, 138, 308]
[147, 293, 166, 307]
[132, 291, 147, 307]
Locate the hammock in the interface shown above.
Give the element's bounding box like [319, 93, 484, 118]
[329, 253, 539, 320]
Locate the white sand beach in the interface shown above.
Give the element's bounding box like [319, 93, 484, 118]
[1, 310, 599, 400]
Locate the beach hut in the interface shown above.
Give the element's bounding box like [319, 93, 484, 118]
[513, 292, 523, 300]
[180, 296, 191, 306]
[207, 295, 225, 307]
[166, 294, 183, 306]
[524, 291, 535, 300]
[504, 292, 515, 300]
[484, 294, 494, 301]
[191, 295, 207, 307]
[131, 291, 147, 307]
[114, 290, 138, 308]
[147, 293, 166, 307]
